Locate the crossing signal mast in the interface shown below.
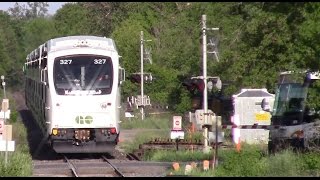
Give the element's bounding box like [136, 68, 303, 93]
[125, 31, 154, 120]
[127, 32, 153, 120]
[202, 14, 220, 168]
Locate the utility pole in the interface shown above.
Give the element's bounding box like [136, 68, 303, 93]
[201, 14, 219, 167]
[140, 31, 144, 120]
[140, 31, 152, 120]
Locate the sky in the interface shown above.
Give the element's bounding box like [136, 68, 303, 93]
[0, 2, 68, 15]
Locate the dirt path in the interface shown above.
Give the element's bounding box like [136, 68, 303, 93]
[12, 90, 27, 110]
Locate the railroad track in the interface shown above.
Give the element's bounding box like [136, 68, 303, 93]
[63, 155, 79, 177]
[101, 155, 125, 177]
[126, 153, 141, 161]
[131, 138, 234, 159]
[33, 155, 128, 177]
[33, 154, 170, 177]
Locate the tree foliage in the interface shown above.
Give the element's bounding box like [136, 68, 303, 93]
[53, 3, 90, 35]
[0, 11, 22, 87]
[22, 17, 57, 53]
[8, 2, 49, 20]
[2, 2, 320, 112]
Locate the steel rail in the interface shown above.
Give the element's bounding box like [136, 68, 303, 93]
[63, 155, 79, 177]
[102, 155, 125, 177]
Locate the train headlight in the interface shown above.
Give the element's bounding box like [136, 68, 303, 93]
[52, 129, 58, 136]
[110, 128, 116, 134]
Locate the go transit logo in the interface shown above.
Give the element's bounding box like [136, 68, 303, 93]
[75, 116, 93, 124]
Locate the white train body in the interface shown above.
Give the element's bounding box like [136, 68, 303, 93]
[24, 36, 125, 153]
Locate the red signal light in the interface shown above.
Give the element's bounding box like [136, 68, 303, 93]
[182, 79, 204, 94]
[193, 79, 204, 92]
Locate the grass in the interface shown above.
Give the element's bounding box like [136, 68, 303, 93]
[118, 113, 173, 153]
[0, 92, 33, 177]
[119, 112, 207, 153]
[158, 144, 320, 177]
[0, 151, 32, 176]
[119, 130, 170, 153]
[118, 113, 320, 176]
[120, 113, 173, 130]
[0, 115, 33, 177]
[145, 149, 212, 162]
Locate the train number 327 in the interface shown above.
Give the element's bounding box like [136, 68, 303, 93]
[60, 59, 72, 64]
[94, 59, 106, 64]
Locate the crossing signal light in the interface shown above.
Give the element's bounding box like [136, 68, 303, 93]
[182, 77, 222, 94]
[129, 73, 153, 84]
[129, 74, 141, 83]
[182, 78, 204, 95]
[207, 77, 222, 91]
[194, 79, 205, 92]
[182, 80, 195, 92]
[143, 73, 153, 83]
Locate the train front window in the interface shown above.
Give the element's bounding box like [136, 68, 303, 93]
[53, 55, 113, 95]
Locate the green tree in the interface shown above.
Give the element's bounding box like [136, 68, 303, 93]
[25, 2, 49, 19]
[8, 2, 49, 20]
[111, 14, 151, 101]
[208, 2, 307, 95]
[8, 2, 26, 20]
[298, 2, 320, 71]
[80, 2, 128, 36]
[53, 3, 90, 36]
[3, 2, 320, 114]
[22, 17, 57, 54]
[0, 11, 22, 88]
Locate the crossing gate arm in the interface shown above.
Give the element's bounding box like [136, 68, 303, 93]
[221, 124, 281, 130]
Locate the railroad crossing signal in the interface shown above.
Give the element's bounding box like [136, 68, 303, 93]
[182, 78, 204, 95]
[182, 76, 221, 95]
[207, 77, 222, 91]
[129, 73, 153, 84]
[143, 73, 153, 83]
[129, 73, 141, 83]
